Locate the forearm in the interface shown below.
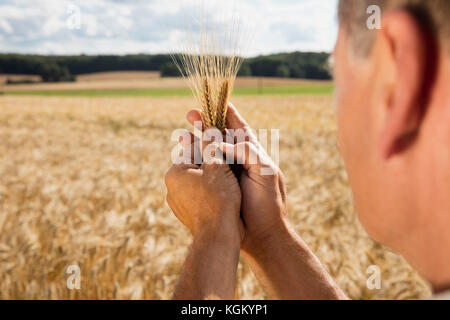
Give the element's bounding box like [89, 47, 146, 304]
[243, 222, 348, 300]
[173, 228, 241, 300]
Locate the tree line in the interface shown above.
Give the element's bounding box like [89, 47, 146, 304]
[0, 52, 331, 83]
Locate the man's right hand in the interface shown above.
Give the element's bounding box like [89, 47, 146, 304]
[186, 103, 290, 255]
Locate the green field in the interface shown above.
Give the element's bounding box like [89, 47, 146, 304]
[1, 84, 334, 97]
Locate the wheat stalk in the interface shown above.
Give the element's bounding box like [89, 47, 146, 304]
[202, 79, 215, 127]
[215, 79, 230, 131]
[172, 14, 244, 130]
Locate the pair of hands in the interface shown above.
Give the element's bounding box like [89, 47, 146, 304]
[165, 103, 289, 254]
[165, 103, 347, 300]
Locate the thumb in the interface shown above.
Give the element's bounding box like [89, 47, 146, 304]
[221, 142, 259, 171]
[226, 103, 249, 130]
[221, 142, 276, 176]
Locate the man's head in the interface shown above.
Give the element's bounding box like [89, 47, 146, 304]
[335, 0, 450, 289]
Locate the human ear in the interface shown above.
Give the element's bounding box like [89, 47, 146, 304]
[378, 10, 437, 159]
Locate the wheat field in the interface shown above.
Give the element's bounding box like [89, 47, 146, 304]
[0, 94, 431, 299]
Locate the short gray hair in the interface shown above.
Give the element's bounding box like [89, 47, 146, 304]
[338, 0, 450, 56]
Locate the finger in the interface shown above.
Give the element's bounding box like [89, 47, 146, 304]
[224, 125, 261, 147]
[174, 152, 202, 168]
[220, 142, 259, 171]
[225, 103, 263, 150]
[226, 102, 249, 130]
[221, 141, 275, 175]
[178, 131, 194, 145]
[187, 109, 205, 131]
[201, 144, 229, 172]
[190, 104, 247, 130]
[165, 163, 201, 189]
[178, 132, 201, 165]
[202, 129, 225, 165]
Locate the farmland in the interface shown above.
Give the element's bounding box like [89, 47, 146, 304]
[1, 72, 333, 97]
[0, 73, 430, 299]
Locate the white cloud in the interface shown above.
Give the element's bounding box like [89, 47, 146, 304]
[41, 17, 66, 37]
[0, 0, 338, 56]
[0, 19, 13, 34]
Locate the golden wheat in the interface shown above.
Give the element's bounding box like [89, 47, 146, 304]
[173, 15, 243, 130]
[215, 80, 230, 130]
[0, 95, 431, 300]
[202, 79, 214, 128]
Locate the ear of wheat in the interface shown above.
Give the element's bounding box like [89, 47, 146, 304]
[173, 16, 244, 131]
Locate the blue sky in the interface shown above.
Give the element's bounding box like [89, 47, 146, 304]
[0, 0, 338, 56]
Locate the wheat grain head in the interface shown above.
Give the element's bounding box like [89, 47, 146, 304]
[215, 79, 230, 130]
[172, 13, 244, 130]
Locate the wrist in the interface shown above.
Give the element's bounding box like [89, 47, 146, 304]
[193, 218, 242, 250]
[242, 218, 297, 259]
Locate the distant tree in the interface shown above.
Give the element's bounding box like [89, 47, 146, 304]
[0, 52, 332, 81]
[275, 64, 290, 78]
[6, 78, 36, 85]
[160, 62, 182, 77]
[39, 63, 75, 82]
[237, 63, 252, 77]
[249, 58, 281, 77]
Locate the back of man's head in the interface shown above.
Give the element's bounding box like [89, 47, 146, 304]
[335, 0, 450, 292]
[339, 0, 450, 56]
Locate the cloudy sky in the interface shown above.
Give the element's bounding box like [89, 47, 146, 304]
[0, 0, 338, 57]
